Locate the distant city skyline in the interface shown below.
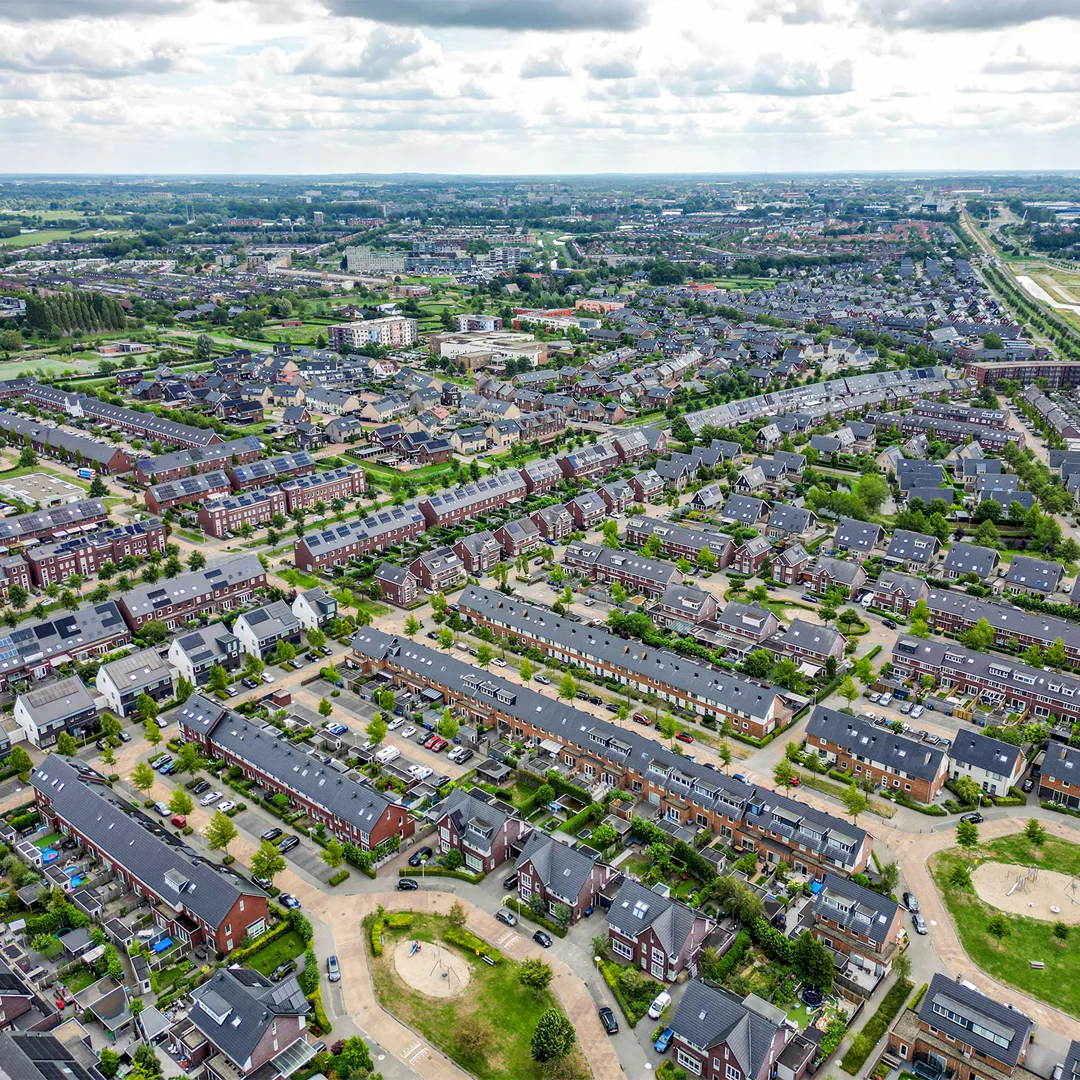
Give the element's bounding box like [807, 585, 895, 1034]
[2, 0, 1079, 174]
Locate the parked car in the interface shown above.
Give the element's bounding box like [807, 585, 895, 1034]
[879, 693, 893, 706]
[495, 908, 518, 927]
[200, 791, 222, 806]
[534, 674, 551, 685]
[912, 913, 928, 935]
[261, 672, 274, 684]
[409, 846, 433, 867]
[117, 730, 132, 742]
[326, 723, 348, 736]
[387, 717, 403, 730]
[675, 731, 694, 744]
[800, 594, 819, 604]
[158, 760, 177, 776]
[401, 726, 416, 738]
[899, 702, 912, 714]
[532, 929, 553, 948]
[503, 872, 518, 890]
[253, 876, 272, 891]
[279, 836, 299, 853]
[633, 713, 651, 726]
[95, 737, 109, 751]
[397, 878, 419, 891]
[648, 991, 672, 1020]
[426, 631, 439, 640]
[732, 773, 747, 784]
[270, 960, 296, 983]
[909, 704, 925, 720]
[598, 1006, 619, 1035]
[216, 801, 235, 814]
[170, 815, 187, 828]
[491, 658, 507, 668]
[279, 893, 301, 909]
[154, 757, 173, 772]
[225, 686, 238, 698]
[454, 749, 473, 764]
[153, 802, 170, 817]
[605, 703, 619, 713]
[326, 956, 340, 982]
[1023, 777, 1035, 793]
[654, 1027, 674, 1053]
[883, 619, 898, 630]
[261, 828, 283, 842]
[868, 693, 881, 704]
[241, 677, 259, 689]
[961, 812, 985, 825]
[903, 892, 919, 912]
[192, 781, 211, 796]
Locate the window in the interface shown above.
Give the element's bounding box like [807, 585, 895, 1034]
[612, 937, 634, 960]
[224, 924, 231, 936]
[726, 1066, 742, 1080]
[676, 1049, 702, 1075]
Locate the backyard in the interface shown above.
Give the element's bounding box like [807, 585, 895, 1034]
[242, 931, 306, 977]
[929, 832, 1080, 1017]
[368, 911, 583, 1080]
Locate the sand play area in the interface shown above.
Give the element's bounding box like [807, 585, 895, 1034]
[393, 938, 471, 999]
[972, 862, 1080, 923]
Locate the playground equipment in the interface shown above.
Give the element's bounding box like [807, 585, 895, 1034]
[1006, 866, 1039, 896]
[410, 940, 421, 956]
[1065, 876, 1080, 905]
[429, 945, 462, 991]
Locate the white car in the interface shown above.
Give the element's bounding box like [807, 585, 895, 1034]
[153, 801, 170, 816]
[387, 717, 403, 730]
[909, 704, 925, 720]
[408, 764, 433, 781]
[401, 726, 416, 738]
[868, 692, 881, 703]
[216, 801, 236, 813]
[261, 672, 274, 684]
[647, 991, 672, 1020]
[879, 693, 893, 706]
[200, 791, 223, 806]
[491, 657, 507, 667]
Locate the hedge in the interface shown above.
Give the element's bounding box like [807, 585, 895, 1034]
[386, 912, 413, 929]
[506, 898, 568, 938]
[444, 923, 503, 963]
[598, 958, 647, 1026]
[230, 920, 294, 964]
[910, 982, 929, 1011]
[370, 919, 384, 957]
[397, 866, 485, 884]
[328, 870, 350, 886]
[839, 979, 913, 1074]
[563, 801, 605, 836]
[705, 929, 750, 981]
[308, 986, 331, 1035]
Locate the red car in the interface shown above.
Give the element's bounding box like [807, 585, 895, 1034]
[789, 775, 800, 787]
[423, 733, 440, 749]
[171, 815, 187, 828]
[675, 732, 694, 744]
[633, 713, 651, 726]
[427, 736, 448, 752]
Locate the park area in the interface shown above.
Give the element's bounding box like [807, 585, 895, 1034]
[366, 910, 587, 1080]
[930, 828, 1080, 1016]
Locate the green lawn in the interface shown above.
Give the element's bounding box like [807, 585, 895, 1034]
[243, 930, 305, 976]
[34, 832, 64, 850]
[930, 835, 1080, 1018]
[370, 913, 578, 1080]
[279, 568, 320, 590]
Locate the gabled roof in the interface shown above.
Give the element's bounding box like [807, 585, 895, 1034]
[606, 878, 708, 956]
[515, 832, 599, 901]
[948, 730, 1023, 777]
[943, 542, 999, 579]
[671, 980, 782, 1076]
[807, 705, 945, 781]
[919, 973, 1032, 1067]
[814, 872, 898, 946]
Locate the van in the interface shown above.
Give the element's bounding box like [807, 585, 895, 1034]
[375, 746, 400, 765]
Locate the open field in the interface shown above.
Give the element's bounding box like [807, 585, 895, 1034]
[0, 229, 130, 248]
[930, 833, 1080, 1017]
[0, 358, 106, 379]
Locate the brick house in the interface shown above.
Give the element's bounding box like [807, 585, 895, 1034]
[771, 544, 810, 587]
[410, 547, 465, 592]
[629, 470, 664, 503]
[566, 492, 607, 531]
[531, 504, 573, 543]
[375, 562, 419, 608]
[454, 531, 503, 575]
[729, 537, 772, 576]
[802, 557, 867, 598]
[514, 832, 615, 925]
[197, 488, 287, 539]
[494, 517, 541, 558]
[810, 873, 903, 985]
[1039, 744, 1080, 810]
[432, 788, 530, 874]
[870, 571, 928, 615]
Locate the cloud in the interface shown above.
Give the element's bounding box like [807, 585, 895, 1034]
[321, 0, 650, 31]
[981, 46, 1074, 75]
[585, 53, 638, 79]
[748, 0, 829, 23]
[855, 0, 1080, 32]
[291, 26, 439, 80]
[742, 56, 854, 95]
[0, 0, 193, 19]
[0, 21, 192, 77]
[520, 52, 570, 78]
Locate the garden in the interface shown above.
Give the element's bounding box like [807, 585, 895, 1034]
[366, 908, 586, 1080]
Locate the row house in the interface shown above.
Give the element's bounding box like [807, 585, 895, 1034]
[0, 500, 108, 549]
[145, 471, 232, 514]
[605, 878, 714, 982]
[375, 562, 419, 608]
[611, 430, 650, 463]
[294, 502, 425, 571]
[279, 465, 366, 513]
[0, 412, 133, 476]
[95, 647, 174, 719]
[520, 458, 563, 495]
[567, 492, 607, 530]
[0, 602, 131, 691]
[912, 400, 1009, 429]
[870, 570, 928, 615]
[118, 554, 265, 631]
[457, 585, 788, 739]
[78, 396, 222, 448]
[626, 516, 734, 566]
[168, 626, 241, 687]
[493, 517, 541, 558]
[227, 452, 316, 492]
[891, 635, 1080, 730]
[25, 518, 166, 587]
[802, 556, 867, 599]
[773, 619, 846, 665]
[410, 547, 465, 591]
[948, 730, 1025, 799]
[810, 874, 903, 986]
[455, 531, 503, 574]
[177, 696, 415, 851]
[629, 470, 664, 503]
[729, 536, 772, 577]
[32, 756, 266, 954]
[651, 583, 719, 629]
[233, 600, 302, 660]
[557, 443, 619, 481]
[598, 480, 633, 516]
[531, 504, 574, 543]
[514, 832, 615, 925]
[515, 409, 565, 445]
[564, 542, 682, 599]
[419, 471, 526, 527]
[770, 544, 811, 587]
[197, 488, 287, 539]
[715, 602, 780, 644]
[0, 555, 29, 601]
[884, 530, 942, 574]
[887, 974, 1033, 1080]
[1039, 744, 1080, 810]
[350, 627, 870, 876]
[432, 787, 530, 874]
[130, 437, 263, 486]
[806, 706, 948, 803]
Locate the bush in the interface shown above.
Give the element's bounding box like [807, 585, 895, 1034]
[702, 929, 750, 981]
[328, 870, 350, 886]
[369, 919, 384, 957]
[444, 923, 503, 963]
[506, 898, 567, 938]
[840, 980, 912, 1074]
[385, 912, 413, 929]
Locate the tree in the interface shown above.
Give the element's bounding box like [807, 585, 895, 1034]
[448, 899, 467, 928]
[249, 840, 287, 887]
[856, 473, 889, 514]
[195, 333, 215, 359]
[987, 913, 1011, 942]
[208, 664, 229, 694]
[718, 740, 732, 773]
[318, 697, 333, 717]
[98, 1048, 122, 1079]
[659, 711, 678, 747]
[168, 788, 193, 817]
[893, 950, 912, 985]
[476, 644, 493, 667]
[175, 675, 194, 704]
[56, 732, 78, 756]
[591, 823, 618, 849]
[131, 761, 155, 795]
[7, 584, 27, 611]
[321, 838, 345, 869]
[773, 759, 796, 793]
[520, 658, 533, 681]
[794, 931, 835, 991]
[843, 781, 867, 824]
[187, 551, 207, 571]
[957, 819, 979, 851]
[142, 717, 162, 748]
[853, 656, 875, 686]
[366, 714, 388, 744]
[880, 860, 900, 894]
[404, 616, 420, 637]
[7, 745, 31, 774]
[18, 446, 36, 468]
[438, 710, 459, 739]
[838, 676, 859, 708]
[519, 957, 554, 998]
[205, 811, 238, 856]
[1054, 921, 1070, 942]
[335, 1038, 373, 1076]
[954, 776, 982, 808]
[175, 741, 203, 777]
[438, 627, 454, 651]
[601, 520, 620, 548]
[530, 1009, 577, 1064]
[1025, 819, 1047, 848]
[131, 1043, 161, 1078]
[961, 618, 995, 652]
[89, 475, 108, 498]
[276, 641, 297, 664]
[558, 673, 579, 701]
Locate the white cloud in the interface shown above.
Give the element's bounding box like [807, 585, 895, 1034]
[520, 52, 571, 78]
[322, 0, 650, 31]
[855, 0, 1080, 32]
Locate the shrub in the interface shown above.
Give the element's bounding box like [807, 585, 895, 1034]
[443, 923, 502, 963]
[369, 919, 384, 957]
[328, 870, 350, 886]
[385, 912, 414, 929]
[840, 980, 912, 1074]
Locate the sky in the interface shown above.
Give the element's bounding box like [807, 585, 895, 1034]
[2, 0, 1079, 175]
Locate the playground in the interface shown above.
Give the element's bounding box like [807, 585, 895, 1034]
[972, 862, 1080, 924]
[393, 937, 471, 999]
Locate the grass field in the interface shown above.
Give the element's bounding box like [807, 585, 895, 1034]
[278, 568, 320, 590]
[369, 912, 581, 1080]
[0, 358, 105, 379]
[930, 833, 1080, 1017]
[243, 930, 306, 977]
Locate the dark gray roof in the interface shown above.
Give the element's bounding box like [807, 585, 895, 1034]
[606, 878, 705, 956]
[18, 676, 94, 726]
[0, 601, 128, 677]
[814, 872, 898, 946]
[0, 500, 106, 545]
[919, 973, 1032, 1067]
[943, 542, 999, 579]
[948, 730, 1023, 777]
[1041, 744, 1080, 784]
[147, 470, 230, 505]
[434, 788, 515, 851]
[833, 517, 884, 552]
[302, 502, 424, 556]
[236, 600, 300, 642]
[885, 530, 940, 565]
[671, 980, 780, 1075]
[875, 570, 926, 602]
[31, 756, 254, 927]
[135, 437, 262, 476]
[0, 1032, 100, 1080]
[122, 555, 263, 620]
[806, 705, 946, 781]
[768, 504, 813, 533]
[722, 494, 766, 523]
[515, 832, 598, 903]
[1004, 555, 1063, 594]
[190, 966, 309, 1066]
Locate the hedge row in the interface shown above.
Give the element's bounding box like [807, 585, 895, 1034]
[328, 870, 350, 886]
[706, 929, 750, 981]
[444, 923, 503, 963]
[230, 920, 294, 964]
[308, 986, 331, 1035]
[506, 898, 568, 938]
[397, 866, 485, 884]
[598, 958, 647, 1026]
[839, 979, 913, 1075]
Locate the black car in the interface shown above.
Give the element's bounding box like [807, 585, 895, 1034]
[253, 876, 273, 891]
[305, 651, 319, 662]
[605, 703, 619, 713]
[532, 929, 553, 948]
[397, 878, 419, 890]
[883, 619, 898, 630]
[192, 781, 211, 796]
[409, 845, 433, 867]
[576, 691, 589, 701]
[242, 677, 259, 689]
[426, 631, 439, 640]
[961, 812, 985, 824]
[318, 646, 333, 656]
[117, 730, 132, 742]
[278, 835, 300, 853]
[503, 872, 518, 890]
[903, 892, 919, 912]
[95, 737, 109, 751]
[270, 960, 296, 983]
[1022, 777, 1035, 793]
[598, 1006, 619, 1035]
[589, 696, 603, 705]
[261, 827, 283, 842]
